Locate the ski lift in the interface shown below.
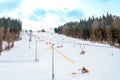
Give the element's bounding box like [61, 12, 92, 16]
[56, 41, 63, 48]
[56, 41, 60, 48]
[60, 41, 63, 47]
[80, 43, 86, 54]
[111, 53, 114, 56]
[49, 42, 51, 44]
[73, 43, 75, 47]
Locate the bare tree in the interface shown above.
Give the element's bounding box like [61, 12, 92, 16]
[0, 27, 4, 55]
[90, 20, 99, 42]
[62, 26, 70, 36]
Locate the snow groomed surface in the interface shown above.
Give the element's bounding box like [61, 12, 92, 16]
[0, 32, 120, 80]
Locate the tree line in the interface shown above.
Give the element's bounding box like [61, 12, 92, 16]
[54, 13, 120, 48]
[0, 17, 22, 55]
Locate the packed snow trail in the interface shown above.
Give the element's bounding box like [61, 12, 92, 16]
[0, 32, 120, 80]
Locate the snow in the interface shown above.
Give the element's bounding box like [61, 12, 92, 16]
[0, 32, 120, 80]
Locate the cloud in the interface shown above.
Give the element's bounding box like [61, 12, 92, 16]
[33, 9, 46, 17]
[0, 0, 120, 31]
[77, 0, 120, 19]
[0, 0, 84, 30]
[29, 9, 46, 21]
[66, 10, 84, 20]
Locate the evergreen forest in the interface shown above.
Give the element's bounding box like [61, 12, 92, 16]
[0, 17, 22, 55]
[54, 13, 120, 48]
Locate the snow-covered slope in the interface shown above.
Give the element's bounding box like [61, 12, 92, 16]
[0, 32, 120, 80]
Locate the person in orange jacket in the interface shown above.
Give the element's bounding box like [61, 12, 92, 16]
[82, 66, 89, 73]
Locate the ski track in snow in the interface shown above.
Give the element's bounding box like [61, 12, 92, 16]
[0, 32, 120, 80]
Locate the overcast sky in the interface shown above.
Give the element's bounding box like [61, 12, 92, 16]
[0, 0, 120, 31]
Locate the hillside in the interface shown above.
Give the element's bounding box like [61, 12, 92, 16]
[0, 32, 120, 80]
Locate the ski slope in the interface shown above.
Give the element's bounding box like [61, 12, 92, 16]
[0, 32, 120, 80]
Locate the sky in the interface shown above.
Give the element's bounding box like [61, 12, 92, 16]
[0, 0, 120, 31]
